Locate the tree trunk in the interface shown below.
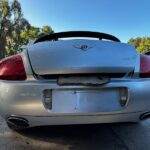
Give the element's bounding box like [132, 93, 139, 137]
[0, 39, 6, 60]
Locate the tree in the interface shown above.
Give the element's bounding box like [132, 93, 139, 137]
[128, 37, 142, 49]
[0, 0, 29, 58]
[136, 37, 150, 54]
[128, 37, 150, 54]
[0, 0, 53, 58]
[41, 26, 54, 36]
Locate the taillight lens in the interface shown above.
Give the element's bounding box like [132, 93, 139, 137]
[140, 55, 150, 78]
[0, 55, 26, 80]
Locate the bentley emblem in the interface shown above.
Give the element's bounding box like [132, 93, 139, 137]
[73, 44, 94, 51]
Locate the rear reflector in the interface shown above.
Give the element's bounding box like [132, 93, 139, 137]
[140, 55, 150, 78]
[0, 55, 26, 80]
[43, 90, 52, 110]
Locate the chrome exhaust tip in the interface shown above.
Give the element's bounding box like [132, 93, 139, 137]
[140, 112, 150, 120]
[7, 116, 29, 128]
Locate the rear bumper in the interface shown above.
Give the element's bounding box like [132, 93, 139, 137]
[11, 111, 143, 127]
[0, 79, 150, 126]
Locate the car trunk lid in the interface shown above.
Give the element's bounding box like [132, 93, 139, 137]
[27, 39, 138, 75]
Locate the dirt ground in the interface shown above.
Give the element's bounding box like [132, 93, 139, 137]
[0, 116, 150, 150]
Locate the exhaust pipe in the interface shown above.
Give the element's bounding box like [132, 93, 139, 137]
[140, 112, 150, 120]
[7, 116, 29, 128]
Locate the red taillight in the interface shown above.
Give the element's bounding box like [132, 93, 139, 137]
[140, 55, 150, 78]
[0, 55, 26, 80]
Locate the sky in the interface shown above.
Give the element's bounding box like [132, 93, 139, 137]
[19, 0, 150, 42]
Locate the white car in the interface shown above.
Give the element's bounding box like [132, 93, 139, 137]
[0, 31, 149, 130]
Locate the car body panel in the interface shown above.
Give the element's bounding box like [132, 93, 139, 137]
[27, 40, 137, 75]
[0, 34, 148, 128]
[20, 112, 142, 127]
[0, 79, 150, 117]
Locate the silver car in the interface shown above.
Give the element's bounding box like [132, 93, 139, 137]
[0, 31, 149, 130]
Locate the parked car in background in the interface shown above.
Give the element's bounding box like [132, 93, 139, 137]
[0, 31, 150, 130]
[144, 50, 150, 55]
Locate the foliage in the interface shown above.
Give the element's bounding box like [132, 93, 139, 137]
[0, 0, 53, 58]
[128, 37, 150, 54]
[2, 0, 149, 57]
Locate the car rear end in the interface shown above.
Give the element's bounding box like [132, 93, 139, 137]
[0, 32, 150, 129]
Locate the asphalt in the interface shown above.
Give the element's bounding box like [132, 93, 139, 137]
[0, 116, 150, 150]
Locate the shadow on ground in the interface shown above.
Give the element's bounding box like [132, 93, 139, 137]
[1, 116, 150, 150]
[17, 123, 138, 150]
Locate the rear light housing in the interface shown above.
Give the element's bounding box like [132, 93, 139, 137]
[140, 55, 150, 78]
[0, 55, 26, 80]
